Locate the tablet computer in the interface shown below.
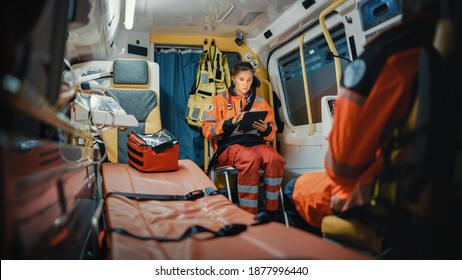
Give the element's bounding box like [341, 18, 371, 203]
[238, 111, 268, 131]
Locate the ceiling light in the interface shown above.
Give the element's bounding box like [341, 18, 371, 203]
[125, 0, 136, 30]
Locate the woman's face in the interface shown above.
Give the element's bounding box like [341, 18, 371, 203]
[232, 70, 253, 97]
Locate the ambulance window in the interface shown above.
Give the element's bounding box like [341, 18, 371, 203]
[278, 23, 349, 126]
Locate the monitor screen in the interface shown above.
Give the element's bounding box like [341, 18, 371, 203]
[328, 99, 336, 118]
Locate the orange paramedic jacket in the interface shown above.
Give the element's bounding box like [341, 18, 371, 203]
[202, 87, 277, 154]
[293, 16, 437, 227]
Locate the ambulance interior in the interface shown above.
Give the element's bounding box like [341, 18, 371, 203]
[1, 0, 461, 260]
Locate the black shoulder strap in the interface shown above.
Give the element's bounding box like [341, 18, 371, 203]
[242, 89, 256, 112]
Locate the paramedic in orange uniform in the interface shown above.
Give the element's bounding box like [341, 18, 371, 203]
[284, 0, 438, 230]
[202, 61, 286, 216]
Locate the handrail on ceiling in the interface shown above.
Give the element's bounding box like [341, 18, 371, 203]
[319, 0, 347, 93]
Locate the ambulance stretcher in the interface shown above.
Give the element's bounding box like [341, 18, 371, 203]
[100, 159, 369, 259]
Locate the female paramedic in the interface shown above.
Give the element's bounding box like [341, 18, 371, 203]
[202, 61, 286, 217]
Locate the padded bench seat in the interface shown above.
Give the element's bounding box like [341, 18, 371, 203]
[101, 160, 369, 259]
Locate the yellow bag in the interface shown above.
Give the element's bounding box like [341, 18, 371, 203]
[186, 41, 230, 129]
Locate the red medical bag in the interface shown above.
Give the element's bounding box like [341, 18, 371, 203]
[127, 129, 179, 172]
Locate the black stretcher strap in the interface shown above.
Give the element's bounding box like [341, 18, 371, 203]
[104, 187, 270, 242]
[105, 187, 220, 201]
[108, 212, 270, 242]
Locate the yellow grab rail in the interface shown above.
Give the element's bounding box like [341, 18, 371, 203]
[261, 78, 278, 149]
[299, 34, 315, 135]
[319, 0, 347, 92]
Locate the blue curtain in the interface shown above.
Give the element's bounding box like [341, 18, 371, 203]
[154, 48, 204, 167]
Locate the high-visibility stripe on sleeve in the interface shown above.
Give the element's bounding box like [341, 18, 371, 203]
[325, 150, 370, 180]
[255, 95, 263, 104]
[339, 88, 366, 106]
[210, 125, 217, 136]
[218, 91, 227, 98]
[203, 114, 217, 121]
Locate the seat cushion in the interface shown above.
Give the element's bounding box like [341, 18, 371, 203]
[321, 215, 383, 254]
[102, 89, 161, 163]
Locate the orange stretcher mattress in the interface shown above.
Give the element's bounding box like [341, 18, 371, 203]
[101, 160, 369, 260]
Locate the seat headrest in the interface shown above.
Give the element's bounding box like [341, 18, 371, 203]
[112, 59, 149, 88]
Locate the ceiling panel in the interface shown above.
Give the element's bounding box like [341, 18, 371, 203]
[133, 0, 299, 37]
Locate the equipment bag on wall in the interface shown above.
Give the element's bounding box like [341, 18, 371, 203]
[186, 40, 230, 130]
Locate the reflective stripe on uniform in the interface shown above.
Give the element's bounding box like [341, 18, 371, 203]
[238, 198, 258, 208]
[237, 184, 259, 193]
[325, 150, 370, 180]
[255, 95, 262, 104]
[203, 114, 217, 121]
[265, 190, 279, 200]
[210, 125, 217, 137]
[263, 177, 282, 186]
[339, 88, 366, 106]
